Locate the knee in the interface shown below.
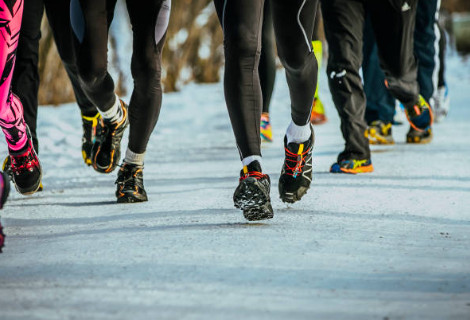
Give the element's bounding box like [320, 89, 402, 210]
[223, 26, 259, 59]
[77, 62, 108, 88]
[280, 49, 317, 75]
[131, 51, 162, 86]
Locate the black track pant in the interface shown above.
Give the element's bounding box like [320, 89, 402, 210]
[363, 0, 442, 124]
[321, 0, 419, 161]
[11, 0, 96, 154]
[71, 0, 169, 154]
[214, 0, 318, 159]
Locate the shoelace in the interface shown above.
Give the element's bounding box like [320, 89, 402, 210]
[11, 149, 39, 174]
[284, 144, 310, 178]
[239, 170, 267, 182]
[116, 165, 143, 188]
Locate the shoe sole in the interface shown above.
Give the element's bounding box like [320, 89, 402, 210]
[406, 134, 433, 144]
[234, 178, 273, 221]
[117, 194, 148, 203]
[279, 185, 309, 204]
[340, 164, 374, 174]
[15, 169, 43, 195]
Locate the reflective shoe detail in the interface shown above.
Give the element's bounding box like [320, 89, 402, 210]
[310, 97, 327, 125]
[365, 120, 394, 145]
[406, 126, 433, 144]
[233, 161, 273, 221]
[260, 112, 273, 142]
[0, 171, 10, 210]
[404, 95, 433, 132]
[82, 112, 102, 166]
[432, 85, 450, 123]
[279, 126, 314, 203]
[92, 100, 129, 174]
[9, 128, 42, 195]
[115, 162, 148, 203]
[330, 159, 373, 174]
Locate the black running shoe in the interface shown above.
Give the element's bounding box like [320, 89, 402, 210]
[115, 162, 148, 203]
[365, 120, 394, 145]
[279, 127, 314, 203]
[81, 112, 102, 166]
[3, 155, 43, 192]
[233, 160, 273, 221]
[92, 100, 129, 173]
[9, 128, 42, 195]
[406, 126, 432, 144]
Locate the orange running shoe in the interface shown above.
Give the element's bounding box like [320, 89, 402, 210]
[310, 97, 327, 125]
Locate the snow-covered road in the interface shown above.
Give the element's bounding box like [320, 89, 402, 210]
[1, 57, 469, 319]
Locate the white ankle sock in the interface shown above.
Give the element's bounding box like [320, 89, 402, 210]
[124, 148, 145, 166]
[242, 155, 262, 168]
[99, 94, 123, 123]
[286, 120, 311, 144]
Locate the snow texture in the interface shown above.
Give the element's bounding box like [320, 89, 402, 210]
[0, 57, 469, 319]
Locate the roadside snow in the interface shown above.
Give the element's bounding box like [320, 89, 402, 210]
[0, 57, 469, 319]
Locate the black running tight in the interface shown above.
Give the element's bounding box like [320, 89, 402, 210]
[71, 0, 170, 154]
[214, 0, 318, 158]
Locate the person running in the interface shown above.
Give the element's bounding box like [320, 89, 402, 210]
[70, 0, 171, 203]
[2, 0, 101, 189]
[260, 2, 325, 143]
[0, 0, 42, 195]
[363, 0, 445, 145]
[321, 0, 433, 174]
[214, 0, 318, 220]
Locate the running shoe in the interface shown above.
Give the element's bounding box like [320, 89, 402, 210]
[115, 162, 148, 203]
[81, 112, 102, 166]
[404, 95, 433, 132]
[9, 128, 42, 195]
[310, 97, 327, 125]
[330, 159, 373, 174]
[92, 100, 129, 173]
[406, 126, 432, 144]
[260, 112, 273, 142]
[3, 155, 43, 192]
[432, 85, 450, 123]
[233, 160, 273, 221]
[365, 120, 394, 145]
[279, 127, 314, 203]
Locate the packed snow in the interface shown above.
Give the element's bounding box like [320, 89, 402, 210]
[0, 55, 469, 319]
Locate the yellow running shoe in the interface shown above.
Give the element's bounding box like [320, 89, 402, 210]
[330, 159, 374, 174]
[365, 120, 394, 145]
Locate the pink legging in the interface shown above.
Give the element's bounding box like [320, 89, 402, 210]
[0, 0, 27, 152]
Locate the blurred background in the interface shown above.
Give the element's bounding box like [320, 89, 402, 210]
[37, 0, 470, 106]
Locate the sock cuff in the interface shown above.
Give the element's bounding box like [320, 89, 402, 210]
[99, 94, 121, 120]
[242, 155, 262, 168]
[124, 148, 145, 166]
[286, 121, 311, 144]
